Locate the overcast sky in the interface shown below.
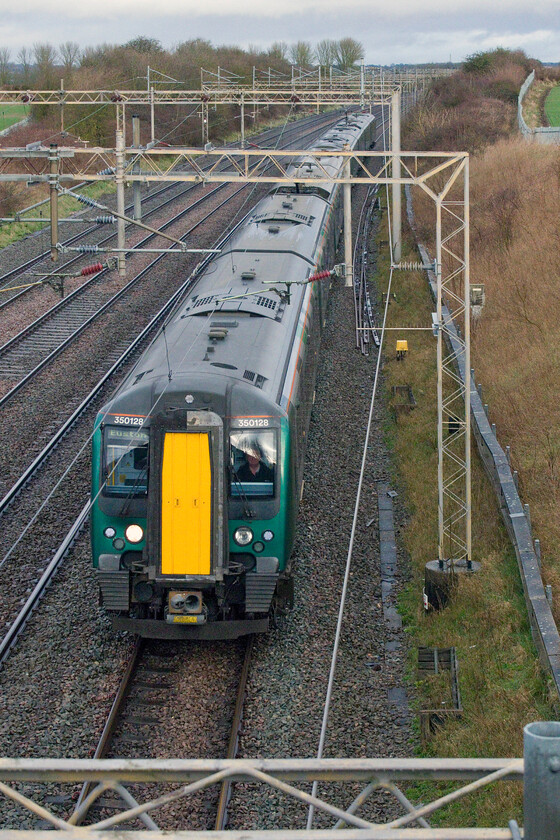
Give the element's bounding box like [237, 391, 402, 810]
[2, 0, 559, 65]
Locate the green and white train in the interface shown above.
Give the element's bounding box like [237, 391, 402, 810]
[91, 112, 376, 639]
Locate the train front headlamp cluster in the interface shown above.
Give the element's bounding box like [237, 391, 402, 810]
[125, 524, 144, 544]
[234, 526, 253, 546]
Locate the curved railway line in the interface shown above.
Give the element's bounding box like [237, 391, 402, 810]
[0, 113, 337, 311]
[0, 107, 413, 835]
[0, 109, 388, 662]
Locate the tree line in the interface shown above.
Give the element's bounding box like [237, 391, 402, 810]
[0, 37, 365, 89]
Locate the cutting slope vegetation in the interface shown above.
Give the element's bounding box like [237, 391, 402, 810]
[404, 49, 560, 626]
[377, 52, 560, 827]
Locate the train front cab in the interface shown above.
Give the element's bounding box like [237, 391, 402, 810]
[93, 408, 291, 639]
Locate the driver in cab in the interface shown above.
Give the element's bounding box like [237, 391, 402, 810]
[236, 444, 274, 482]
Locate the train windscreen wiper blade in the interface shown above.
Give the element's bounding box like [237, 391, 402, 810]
[119, 466, 148, 516]
[230, 467, 254, 519]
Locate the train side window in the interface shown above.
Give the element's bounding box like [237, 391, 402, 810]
[230, 430, 277, 498]
[103, 426, 149, 497]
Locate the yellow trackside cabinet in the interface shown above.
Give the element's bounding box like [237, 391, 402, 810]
[161, 432, 212, 575]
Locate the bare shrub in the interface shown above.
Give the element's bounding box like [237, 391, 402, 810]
[0, 183, 24, 216]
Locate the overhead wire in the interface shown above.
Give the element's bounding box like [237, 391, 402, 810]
[0, 303, 217, 570]
[306, 103, 396, 829]
[1, 105, 310, 564]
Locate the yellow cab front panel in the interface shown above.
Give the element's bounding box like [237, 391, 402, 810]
[160, 431, 211, 575]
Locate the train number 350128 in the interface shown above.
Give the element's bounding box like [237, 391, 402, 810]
[237, 418, 270, 427]
[113, 415, 145, 426]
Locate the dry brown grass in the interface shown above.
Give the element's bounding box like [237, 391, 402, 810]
[469, 139, 560, 617]
[374, 193, 555, 825]
[412, 136, 560, 626]
[404, 63, 523, 154]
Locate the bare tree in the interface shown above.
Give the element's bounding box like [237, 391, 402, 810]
[268, 41, 288, 61]
[316, 39, 337, 70]
[0, 48, 11, 85]
[335, 37, 364, 70]
[32, 42, 58, 88]
[59, 41, 81, 74]
[17, 46, 32, 86]
[288, 41, 315, 68]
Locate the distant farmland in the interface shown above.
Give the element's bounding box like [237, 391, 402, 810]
[0, 104, 29, 132]
[545, 85, 560, 126]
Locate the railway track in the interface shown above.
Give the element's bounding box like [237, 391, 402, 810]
[0, 113, 346, 406]
[353, 185, 381, 354]
[0, 112, 339, 311]
[69, 635, 253, 830]
[0, 110, 372, 662]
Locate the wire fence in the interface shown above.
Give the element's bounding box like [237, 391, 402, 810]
[518, 71, 560, 144]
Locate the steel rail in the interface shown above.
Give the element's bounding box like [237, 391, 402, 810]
[71, 637, 144, 826]
[215, 635, 255, 830]
[0, 113, 348, 409]
[72, 635, 253, 827]
[0, 502, 89, 667]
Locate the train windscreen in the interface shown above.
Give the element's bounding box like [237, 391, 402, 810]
[230, 430, 276, 498]
[103, 426, 149, 497]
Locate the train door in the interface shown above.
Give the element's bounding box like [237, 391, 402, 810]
[147, 410, 226, 582]
[160, 431, 211, 575]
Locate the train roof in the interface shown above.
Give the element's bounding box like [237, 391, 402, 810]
[102, 112, 375, 421]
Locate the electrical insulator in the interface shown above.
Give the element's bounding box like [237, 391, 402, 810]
[94, 216, 116, 224]
[81, 262, 104, 276]
[76, 245, 100, 254]
[97, 167, 115, 175]
[75, 195, 99, 207]
[307, 269, 332, 283]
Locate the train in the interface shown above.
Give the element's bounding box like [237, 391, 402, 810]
[91, 112, 376, 639]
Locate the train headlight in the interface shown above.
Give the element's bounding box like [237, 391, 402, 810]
[263, 530, 274, 541]
[125, 524, 144, 544]
[104, 526, 116, 539]
[234, 526, 253, 546]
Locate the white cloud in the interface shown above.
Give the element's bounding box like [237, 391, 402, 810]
[6, 0, 560, 18]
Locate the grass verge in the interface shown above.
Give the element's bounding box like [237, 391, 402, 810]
[372, 191, 556, 828]
[0, 104, 29, 132]
[544, 85, 560, 126]
[0, 181, 117, 250]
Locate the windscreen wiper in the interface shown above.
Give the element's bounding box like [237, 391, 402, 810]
[230, 466, 254, 519]
[119, 466, 148, 516]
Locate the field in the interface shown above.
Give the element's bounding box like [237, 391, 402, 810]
[544, 85, 560, 125]
[0, 104, 29, 132]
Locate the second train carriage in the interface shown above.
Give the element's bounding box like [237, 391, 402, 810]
[91, 112, 376, 639]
